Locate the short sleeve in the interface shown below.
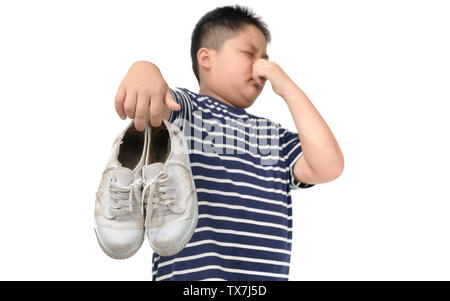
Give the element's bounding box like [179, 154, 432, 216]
[279, 125, 316, 190]
[168, 87, 194, 131]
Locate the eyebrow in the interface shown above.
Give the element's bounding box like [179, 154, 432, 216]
[247, 44, 269, 60]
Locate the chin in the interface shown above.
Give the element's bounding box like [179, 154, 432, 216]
[241, 96, 257, 109]
[230, 83, 258, 108]
[246, 86, 260, 101]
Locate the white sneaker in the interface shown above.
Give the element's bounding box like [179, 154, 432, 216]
[94, 121, 147, 259]
[142, 118, 198, 256]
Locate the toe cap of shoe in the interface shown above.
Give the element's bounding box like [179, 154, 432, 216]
[147, 219, 195, 256]
[95, 226, 144, 259]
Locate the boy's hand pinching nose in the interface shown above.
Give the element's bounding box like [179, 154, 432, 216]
[252, 59, 293, 97]
[114, 61, 181, 132]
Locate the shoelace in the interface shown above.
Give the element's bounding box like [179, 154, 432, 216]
[107, 178, 143, 219]
[142, 161, 193, 218]
[97, 167, 144, 219]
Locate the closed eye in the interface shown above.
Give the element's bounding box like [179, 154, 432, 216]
[244, 51, 253, 57]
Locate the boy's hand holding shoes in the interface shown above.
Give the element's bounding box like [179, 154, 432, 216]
[114, 61, 181, 131]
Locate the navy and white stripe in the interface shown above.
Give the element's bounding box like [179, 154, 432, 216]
[151, 87, 315, 281]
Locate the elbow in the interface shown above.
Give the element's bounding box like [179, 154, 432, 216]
[330, 154, 345, 180]
[315, 154, 345, 183]
[329, 145, 345, 180]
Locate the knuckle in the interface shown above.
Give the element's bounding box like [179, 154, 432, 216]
[140, 89, 151, 97]
[114, 95, 122, 105]
[135, 110, 146, 119]
[154, 84, 165, 95]
[139, 82, 165, 97]
[149, 111, 159, 119]
[115, 93, 124, 105]
[158, 87, 166, 95]
[124, 104, 134, 114]
[135, 84, 148, 93]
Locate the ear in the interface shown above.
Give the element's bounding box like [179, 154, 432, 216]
[197, 47, 214, 70]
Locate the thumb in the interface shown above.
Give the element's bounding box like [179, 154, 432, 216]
[164, 89, 181, 111]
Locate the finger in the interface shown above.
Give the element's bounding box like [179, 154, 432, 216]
[114, 86, 127, 120]
[123, 90, 137, 119]
[134, 93, 149, 132]
[253, 63, 268, 86]
[149, 94, 163, 127]
[252, 68, 265, 88]
[163, 88, 181, 111]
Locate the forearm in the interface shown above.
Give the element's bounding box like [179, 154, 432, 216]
[281, 80, 344, 175]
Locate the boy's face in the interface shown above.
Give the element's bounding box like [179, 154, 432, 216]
[199, 24, 269, 109]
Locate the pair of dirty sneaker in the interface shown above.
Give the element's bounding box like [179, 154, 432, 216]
[94, 118, 198, 259]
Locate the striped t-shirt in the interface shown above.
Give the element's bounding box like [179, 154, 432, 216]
[152, 87, 315, 281]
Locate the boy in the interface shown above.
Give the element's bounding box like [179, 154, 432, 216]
[114, 5, 344, 280]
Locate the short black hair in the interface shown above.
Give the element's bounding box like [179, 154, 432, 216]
[191, 5, 271, 84]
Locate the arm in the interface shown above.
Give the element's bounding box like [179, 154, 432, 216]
[282, 82, 344, 184]
[252, 59, 344, 184]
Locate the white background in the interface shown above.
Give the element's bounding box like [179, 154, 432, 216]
[0, 0, 449, 280]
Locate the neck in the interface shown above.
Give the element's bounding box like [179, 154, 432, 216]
[198, 86, 236, 108]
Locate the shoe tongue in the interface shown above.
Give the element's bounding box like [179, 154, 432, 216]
[113, 167, 134, 186]
[143, 162, 165, 180]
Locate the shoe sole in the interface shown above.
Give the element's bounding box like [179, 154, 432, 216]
[94, 227, 143, 260]
[148, 198, 198, 257]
